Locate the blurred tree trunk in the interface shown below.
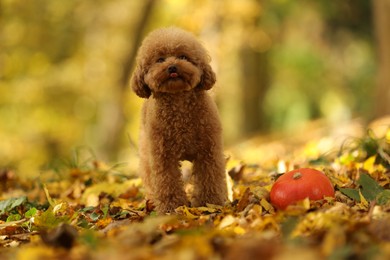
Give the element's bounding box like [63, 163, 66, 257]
[240, 48, 269, 135]
[373, 0, 390, 117]
[238, 0, 270, 137]
[100, 0, 156, 161]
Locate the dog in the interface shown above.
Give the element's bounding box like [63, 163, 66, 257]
[131, 27, 227, 214]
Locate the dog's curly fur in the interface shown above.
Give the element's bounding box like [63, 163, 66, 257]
[131, 27, 228, 213]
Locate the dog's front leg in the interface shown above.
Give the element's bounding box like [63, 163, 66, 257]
[150, 154, 189, 214]
[191, 151, 228, 207]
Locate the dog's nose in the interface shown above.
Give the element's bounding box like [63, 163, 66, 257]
[168, 66, 177, 73]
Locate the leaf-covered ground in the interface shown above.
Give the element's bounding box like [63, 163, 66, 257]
[1, 119, 390, 260]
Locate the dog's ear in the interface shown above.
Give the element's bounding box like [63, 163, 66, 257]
[198, 63, 216, 90]
[131, 65, 151, 98]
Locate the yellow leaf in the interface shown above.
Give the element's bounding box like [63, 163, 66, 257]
[205, 203, 223, 209]
[96, 217, 113, 229]
[81, 179, 142, 205]
[225, 158, 242, 171]
[251, 216, 279, 231]
[260, 198, 273, 212]
[52, 202, 65, 215]
[218, 215, 236, 229]
[85, 194, 99, 207]
[9, 240, 20, 247]
[42, 184, 55, 207]
[196, 206, 217, 213]
[226, 171, 234, 202]
[358, 190, 369, 209]
[249, 204, 263, 216]
[233, 226, 246, 235]
[303, 197, 311, 209]
[111, 198, 131, 210]
[176, 206, 197, 219]
[363, 156, 376, 172]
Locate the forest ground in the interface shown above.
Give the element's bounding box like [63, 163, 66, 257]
[1, 117, 390, 260]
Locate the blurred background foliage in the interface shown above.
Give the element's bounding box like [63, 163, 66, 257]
[0, 0, 387, 177]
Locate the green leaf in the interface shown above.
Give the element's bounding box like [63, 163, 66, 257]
[79, 206, 95, 213]
[25, 207, 38, 218]
[340, 174, 386, 203]
[0, 197, 27, 215]
[361, 135, 379, 158]
[77, 218, 92, 229]
[34, 207, 70, 229]
[90, 212, 100, 222]
[6, 213, 22, 222]
[339, 188, 361, 201]
[376, 190, 390, 205]
[101, 204, 109, 218]
[358, 173, 384, 201]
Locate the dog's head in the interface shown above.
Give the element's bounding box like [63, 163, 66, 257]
[131, 27, 216, 98]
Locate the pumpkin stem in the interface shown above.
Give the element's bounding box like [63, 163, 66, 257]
[293, 172, 302, 180]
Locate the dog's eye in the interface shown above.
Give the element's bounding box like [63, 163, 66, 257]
[178, 55, 188, 61]
[156, 57, 165, 63]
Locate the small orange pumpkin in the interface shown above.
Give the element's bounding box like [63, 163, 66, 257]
[270, 168, 335, 210]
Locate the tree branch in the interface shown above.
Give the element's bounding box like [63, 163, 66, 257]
[120, 0, 156, 90]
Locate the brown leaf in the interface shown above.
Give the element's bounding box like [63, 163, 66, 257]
[95, 217, 113, 229]
[228, 163, 246, 182]
[145, 200, 155, 213]
[118, 186, 139, 199]
[0, 224, 25, 236]
[236, 188, 253, 212]
[0, 169, 16, 190]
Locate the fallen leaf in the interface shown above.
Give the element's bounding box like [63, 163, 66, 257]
[0, 197, 27, 215]
[236, 188, 252, 212]
[218, 215, 236, 229]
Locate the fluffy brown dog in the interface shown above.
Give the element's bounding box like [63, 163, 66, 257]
[131, 27, 228, 213]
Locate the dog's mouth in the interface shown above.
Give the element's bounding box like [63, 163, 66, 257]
[165, 73, 184, 83]
[169, 72, 179, 78]
[157, 72, 194, 93]
[151, 65, 200, 93]
[167, 65, 183, 81]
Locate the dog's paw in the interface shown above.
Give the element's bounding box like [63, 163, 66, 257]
[155, 197, 189, 214]
[191, 192, 227, 208]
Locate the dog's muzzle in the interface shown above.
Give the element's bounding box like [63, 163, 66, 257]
[168, 66, 179, 78]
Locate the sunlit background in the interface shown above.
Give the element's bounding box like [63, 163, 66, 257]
[0, 0, 382, 177]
